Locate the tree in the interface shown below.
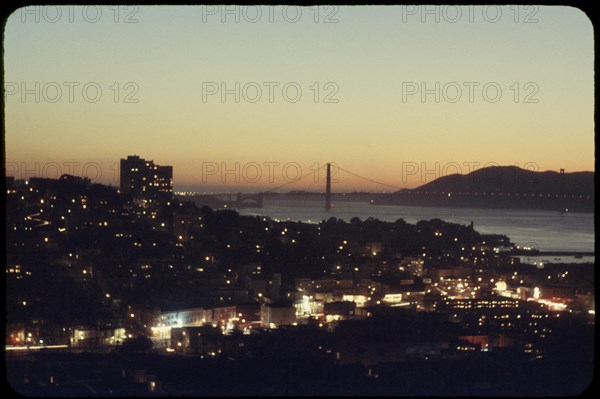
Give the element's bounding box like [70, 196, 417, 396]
[119, 336, 153, 354]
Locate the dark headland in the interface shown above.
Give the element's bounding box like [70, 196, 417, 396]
[371, 166, 594, 212]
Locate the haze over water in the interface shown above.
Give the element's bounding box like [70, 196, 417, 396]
[236, 198, 594, 253]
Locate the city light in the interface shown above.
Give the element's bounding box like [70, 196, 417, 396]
[4, 11, 595, 389]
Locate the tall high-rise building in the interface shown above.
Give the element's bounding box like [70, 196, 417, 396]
[120, 155, 173, 202]
[325, 163, 332, 210]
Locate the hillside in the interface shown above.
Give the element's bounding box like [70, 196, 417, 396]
[410, 166, 594, 196]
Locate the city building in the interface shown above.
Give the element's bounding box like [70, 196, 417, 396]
[120, 155, 173, 203]
[260, 303, 297, 328]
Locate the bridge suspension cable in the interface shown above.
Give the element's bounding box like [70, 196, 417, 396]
[262, 164, 403, 193]
[335, 165, 403, 190]
[263, 168, 317, 193]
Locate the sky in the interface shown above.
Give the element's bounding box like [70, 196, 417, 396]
[3, 6, 594, 192]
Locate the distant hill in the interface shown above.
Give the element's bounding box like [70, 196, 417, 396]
[369, 166, 595, 211]
[409, 166, 594, 196]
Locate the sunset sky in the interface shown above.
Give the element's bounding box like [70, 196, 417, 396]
[4, 6, 594, 192]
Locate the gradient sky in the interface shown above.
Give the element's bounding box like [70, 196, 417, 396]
[4, 6, 594, 192]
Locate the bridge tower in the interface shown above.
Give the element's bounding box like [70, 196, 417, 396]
[325, 163, 332, 210]
[257, 192, 264, 208]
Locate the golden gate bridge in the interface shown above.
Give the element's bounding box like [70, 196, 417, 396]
[202, 163, 592, 211]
